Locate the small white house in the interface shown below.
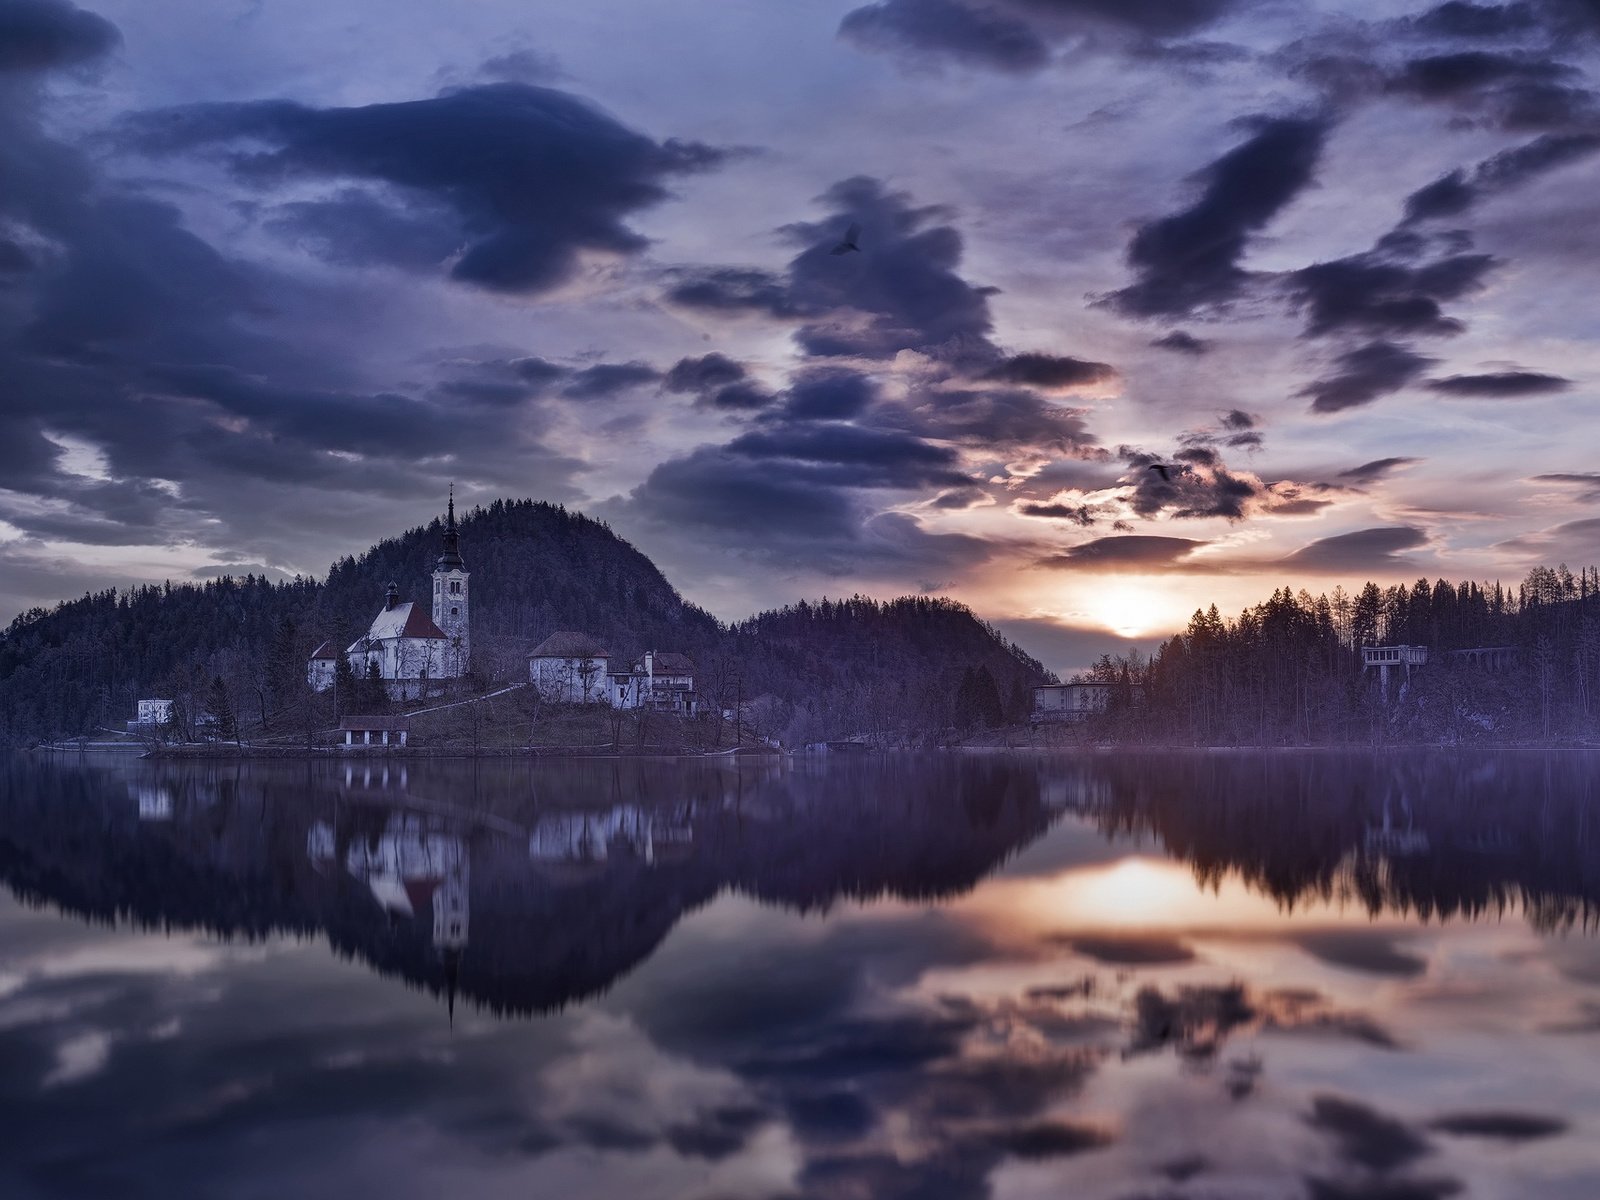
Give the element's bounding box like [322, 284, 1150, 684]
[1032, 683, 1132, 723]
[610, 651, 697, 714]
[307, 643, 338, 692]
[130, 698, 173, 731]
[528, 631, 612, 703]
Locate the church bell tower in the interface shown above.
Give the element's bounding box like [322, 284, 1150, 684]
[432, 487, 470, 677]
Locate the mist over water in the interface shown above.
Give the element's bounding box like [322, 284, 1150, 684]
[4, 752, 1600, 1198]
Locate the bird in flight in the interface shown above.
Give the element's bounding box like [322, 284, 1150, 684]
[830, 223, 862, 255]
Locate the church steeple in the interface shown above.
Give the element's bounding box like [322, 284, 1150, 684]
[432, 486, 470, 678]
[436, 484, 464, 570]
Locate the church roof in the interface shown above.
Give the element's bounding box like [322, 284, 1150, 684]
[529, 631, 610, 659]
[364, 601, 448, 643]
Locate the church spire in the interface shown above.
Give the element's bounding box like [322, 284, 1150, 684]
[436, 485, 464, 570]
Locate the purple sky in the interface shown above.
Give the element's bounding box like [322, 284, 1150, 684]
[3, 0, 1600, 673]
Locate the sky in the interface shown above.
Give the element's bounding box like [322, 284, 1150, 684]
[4, 0, 1600, 674]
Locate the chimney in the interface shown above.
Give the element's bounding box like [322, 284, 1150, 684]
[385, 581, 400, 611]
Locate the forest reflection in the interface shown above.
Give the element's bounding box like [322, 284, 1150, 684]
[3, 751, 1598, 1019]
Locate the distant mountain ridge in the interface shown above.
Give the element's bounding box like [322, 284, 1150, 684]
[0, 498, 1051, 744]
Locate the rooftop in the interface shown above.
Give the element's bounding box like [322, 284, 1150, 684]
[529, 631, 611, 659]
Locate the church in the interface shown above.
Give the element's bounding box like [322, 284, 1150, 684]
[308, 495, 472, 700]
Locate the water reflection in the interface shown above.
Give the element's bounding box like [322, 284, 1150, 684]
[1, 756, 1065, 1016]
[3, 751, 1600, 1199]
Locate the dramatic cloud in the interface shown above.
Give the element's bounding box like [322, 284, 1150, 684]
[1040, 535, 1208, 570]
[126, 84, 727, 294]
[1284, 252, 1496, 340]
[1105, 116, 1328, 318]
[978, 352, 1117, 390]
[782, 367, 878, 421]
[1338, 457, 1423, 486]
[0, 0, 117, 71]
[1425, 370, 1571, 396]
[1426, 1112, 1568, 1141]
[1405, 2, 1542, 39]
[838, 0, 1051, 74]
[1402, 133, 1600, 224]
[1279, 526, 1429, 572]
[1298, 342, 1436, 414]
[839, 0, 1238, 74]
[562, 361, 661, 400]
[1017, 501, 1096, 524]
[1305, 1094, 1431, 1172]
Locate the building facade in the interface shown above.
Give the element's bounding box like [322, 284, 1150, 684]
[1032, 683, 1138, 723]
[528, 631, 612, 703]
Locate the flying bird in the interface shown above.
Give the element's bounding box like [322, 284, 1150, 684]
[830, 223, 861, 255]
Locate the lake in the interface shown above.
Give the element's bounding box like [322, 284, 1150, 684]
[3, 751, 1599, 1199]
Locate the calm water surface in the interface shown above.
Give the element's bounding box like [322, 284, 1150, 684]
[3, 751, 1600, 1199]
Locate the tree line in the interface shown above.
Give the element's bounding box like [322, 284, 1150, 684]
[1071, 566, 1600, 745]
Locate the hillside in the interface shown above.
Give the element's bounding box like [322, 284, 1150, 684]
[0, 499, 1051, 746]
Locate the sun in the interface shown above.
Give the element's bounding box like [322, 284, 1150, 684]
[1088, 582, 1169, 638]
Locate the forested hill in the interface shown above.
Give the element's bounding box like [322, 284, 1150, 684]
[318, 499, 723, 679]
[729, 597, 1052, 744]
[0, 498, 1051, 745]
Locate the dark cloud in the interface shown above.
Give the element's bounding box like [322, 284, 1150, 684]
[782, 367, 878, 421]
[1120, 447, 1261, 519]
[1221, 408, 1256, 429]
[1389, 51, 1574, 99]
[1151, 330, 1209, 354]
[782, 176, 1000, 364]
[978, 352, 1117, 390]
[1338, 457, 1423, 485]
[1303, 1178, 1463, 1200]
[264, 189, 463, 271]
[1039, 535, 1207, 570]
[1426, 1112, 1567, 1140]
[1425, 370, 1571, 396]
[0, 0, 118, 72]
[561, 361, 660, 400]
[1279, 526, 1429, 572]
[1405, 2, 1540, 38]
[881, 386, 1101, 457]
[661, 266, 796, 317]
[1060, 934, 1196, 964]
[1018, 501, 1096, 524]
[726, 423, 967, 487]
[1284, 253, 1495, 340]
[1298, 342, 1436, 414]
[1306, 1095, 1432, 1172]
[663, 352, 746, 394]
[512, 357, 570, 388]
[1531, 471, 1600, 500]
[1403, 133, 1600, 224]
[126, 83, 727, 294]
[838, 0, 1235, 75]
[1104, 116, 1328, 318]
[704, 381, 776, 410]
[838, 0, 1051, 74]
[987, 1120, 1113, 1158]
[1292, 931, 1428, 978]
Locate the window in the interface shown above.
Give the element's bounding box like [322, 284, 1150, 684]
[450, 581, 460, 595]
[451, 606, 459, 616]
